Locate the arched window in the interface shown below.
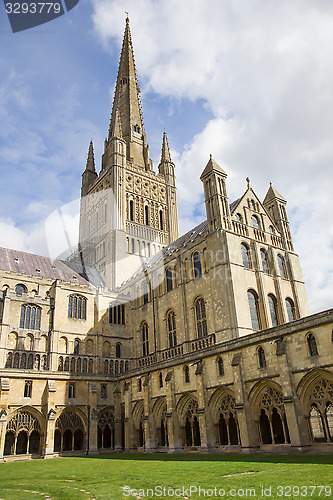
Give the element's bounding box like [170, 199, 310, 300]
[142, 281, 149, 305]
[20, 305, 41, 330]
[241, 243, 251, 269]
[145, 205, 149, 225]
[269, 225, 274, 234]
[236, 213, 242, 223]
[257, 346, 266, 368]
[217, 357, 224, 376]
[260, 249, 270, 274]
[309, 406, 325, 441]
[194, 297, 207, 338]
[101, 384, 107, 399]
[166, 267, 173, 292]
[252, 215, 260, 229]
[307, 333, 318, 357]
[68, 295, 87, 320]
[138, 378, 142, 392]
[15, 284, 27, 295]
[277, 255, 287, 278]
[159, 210, 164, 230]
[109, 303, 125, 325]
[167, 310, 177, 348]
[131, 239, 135, 254]
[129, 200, 134, 221]
[159, 372, 163, 388]
[268, 294, 278, 327]
[285, 298, 295, 322]
[141, 322, 149, 357]
[73, 339, 80, 355]
[193, 252, 202, 279]
[116, 343, 121, 358]
[184, 366, 190, 383]
[247, 290, 261, 330]
[68, 383, 75, 399]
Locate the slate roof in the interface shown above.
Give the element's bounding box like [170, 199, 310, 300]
[0, 247, 100, 287]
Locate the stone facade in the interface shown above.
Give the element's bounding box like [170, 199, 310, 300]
[0, 19, 332, 460]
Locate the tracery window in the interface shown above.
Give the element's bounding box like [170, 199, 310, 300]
[307, 379, 333, 443]
[54, 409, 85, 452]
[20, 305, 41, 330]
[217, 394, 239, 445]
[258, 386, 290, 445]
[68, 295, 86, 320]
[194, 297, 207, 338]
[4, 410, 41, 456]
[184, 399, 200, 446]
[98, 408, 115, 449]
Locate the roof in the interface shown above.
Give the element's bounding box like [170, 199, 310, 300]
[200, 156, 226, 180]
[0, 247, 98, 287]
[229, 198, 241, 213]
[121, 220, 209, 284]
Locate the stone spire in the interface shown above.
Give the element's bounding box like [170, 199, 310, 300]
[108, 18, 151, 170]
[161, 131, 172, 162]
[85, 140, 96, 172]
[81, 141, 97, 197]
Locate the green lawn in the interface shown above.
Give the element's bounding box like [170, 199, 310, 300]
[0, 454, 332, 499]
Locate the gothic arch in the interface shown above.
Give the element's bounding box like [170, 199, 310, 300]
[208, 387, 240, 446]
[4, 406, 45, 456]
[53, 407, 87, 453]
[175, 394, 201, 447]
[132, 401, 145, 448]
[97, 406, 115, 450]
[248, 380, 290, 445]
[152, 397, 168, 447]
[296, 369, 333, 412]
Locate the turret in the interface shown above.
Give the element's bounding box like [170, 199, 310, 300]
[200, 155, 231, 231]
[263, 183, 294, 251]
[158, 132, 178, 241]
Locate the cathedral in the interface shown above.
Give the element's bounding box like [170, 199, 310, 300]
[0, 18, 332, 460]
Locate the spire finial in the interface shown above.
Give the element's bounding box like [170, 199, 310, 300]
[270, 181, 272, 187]
[125, 12, 129, 23]
[246, 177, 250, 189]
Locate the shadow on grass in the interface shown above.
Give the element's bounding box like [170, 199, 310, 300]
[81, 452, 333, 465]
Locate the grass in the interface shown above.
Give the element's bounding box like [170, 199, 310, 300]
[0, 454, 332, 499]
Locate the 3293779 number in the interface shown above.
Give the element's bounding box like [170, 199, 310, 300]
[5, 3, 61, 14]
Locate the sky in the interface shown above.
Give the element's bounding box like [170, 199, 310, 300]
[0, 0, 332, 313]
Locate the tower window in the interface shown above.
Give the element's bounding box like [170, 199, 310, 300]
[159, 372, 163, 388]
[159, 210, 164, 230]
[252, 215, 260, 230]
[133, 124, 140, 133]
[247, 290, 261, 330]
[68, 383, 75, 399]
[285, 298, 295, 322]
[129, 200, 134, 222]
[24, 380, 32, 398]
[15, 284, 27, 295]
[116, 343, 121, 358]
[20, 305, 41, 330]
[260, 249, 270, 274]
[145, 206, 149, 225]
[73, 339, 80, 355]
[217, 357, 224, 376]
[277, 255, 287, 279]
[268, 294, 278, 327]
[241, 243, 251, 269]
[141, 322, 149, 357]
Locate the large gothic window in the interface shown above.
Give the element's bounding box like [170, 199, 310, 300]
[141, 322, 149, 357]
[183, 399, 201, 447]
[4, 410, 41, 456]
[241, 243, 251, 269]
[307, 378, 333, 442]
[68, 295, 87, 320]
[268, 294, 278, 327]
[167, 310, 177, 348]
[53, 409, 85, 452]
[257, 386, 290, 445]
[194, 297, 207, 338]
[247, 290, 261, 330]
[98, 408, 115, 450]
[217, 394, 239, 445]
[20, 305, 41, 330]
[285, 298, 295, 322]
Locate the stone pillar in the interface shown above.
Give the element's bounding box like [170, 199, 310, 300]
[164, 370, 182, 452]
[197, 411, 208, 451]
[113, 385, 123, 451]
[88, 382, 98, 454]
[44, 409, 56, 457]
[89, 409, 99, 455]
[0, 408, 8, 460]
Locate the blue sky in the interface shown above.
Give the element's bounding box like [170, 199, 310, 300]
[0, 0, 333, 313]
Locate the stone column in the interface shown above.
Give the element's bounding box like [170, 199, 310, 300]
[87, 382, 98, 454]
[0, 408, 8, 460]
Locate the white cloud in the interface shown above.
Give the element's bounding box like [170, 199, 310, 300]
[91, 0, 333, 313]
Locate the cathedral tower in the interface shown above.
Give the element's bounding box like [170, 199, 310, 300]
[78, 18, 179, 289]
